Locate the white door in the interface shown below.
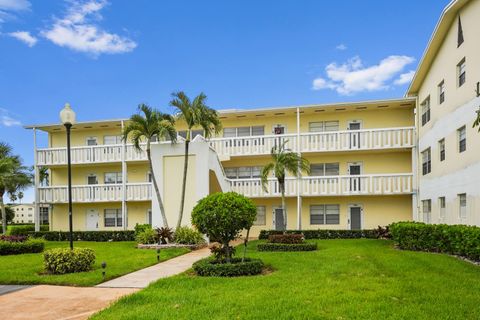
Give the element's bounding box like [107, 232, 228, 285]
[348, 162, 362, 192]
[86, 209, 99, 231]
[348, 121, 362, 149]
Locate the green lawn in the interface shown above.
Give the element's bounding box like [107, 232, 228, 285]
[92, 239, 480, 320]
[0, 241, 189, 286]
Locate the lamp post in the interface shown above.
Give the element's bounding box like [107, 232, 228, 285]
[60, 103, 76, 250]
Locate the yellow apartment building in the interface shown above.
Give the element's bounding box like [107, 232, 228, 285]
[26, 98, 415, 237]
[407, 0, 480, 226]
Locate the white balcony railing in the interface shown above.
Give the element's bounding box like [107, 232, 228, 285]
[38, 183, 152, 203]
[229, 174, 413, 198]
[209, 127, 414, 158]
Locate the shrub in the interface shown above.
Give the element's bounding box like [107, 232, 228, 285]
[268, 234, 304, 244]
[191, 192, 256, 261]
[136, 228, 157, 244]
[156, 227, 173, 244]
[259, 229, 377, 240]
[174, 226, 205, 245]
[390, 222, 480, 261]
[193, 257, 264, 277]
[0, 235, 27, 242]
[8, 224, 49, 236]
[134, 224, 151, 236]
[0, 238, 45, 255]
[29, 231, 135, 242]
[257, 242, 317, 252]
[44, 248, 95, 274]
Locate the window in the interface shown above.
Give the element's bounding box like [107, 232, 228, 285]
[459, 193, 467, 219]
[457, 16, 464, 47]
[147, 209, 152, 225]
[86, 137, 98, 146]
[104, 209, 122, 227]
[439, 139, 445, 162]
[104, 172, 122, 184]
[458, 58, 466, 87]
[254, 206, 266, 226]
[222, 126, 265, 137]
[439, 197, 446, 221]
[310, 204, 340, 225]
[308, 121, 339, 132]
[422, 200, 431, 223]
[421, 97, 430, 126]
[224, 166, 263, 179]
[104, 136, 122, 145]
[458, 126, 466, 152]
[310, 163, 340, 176]
[438, 81, 445, 104]
[87, 175, 98, 185]
[178, 130, 204, 139]
[422, 148, 431, 175]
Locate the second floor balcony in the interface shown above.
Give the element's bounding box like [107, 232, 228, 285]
[39, 183, 152, 203]
[229, 173, 413, 198]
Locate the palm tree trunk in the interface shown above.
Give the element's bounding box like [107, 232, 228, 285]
[280, 181, 286, 231]
[177, 137, 190, 229]
[0, 193, 6, 235]
[147, 147, 169, 228]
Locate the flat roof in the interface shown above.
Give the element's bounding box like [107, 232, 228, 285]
[25, 97, 415, 132]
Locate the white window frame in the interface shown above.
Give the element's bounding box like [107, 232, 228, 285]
[310, 204, 340, 225]
[459, 193, 467, 219]
[104, 209, 122, 227]
[254, 206, 266, 226]
[439, 139, 445, 162]
[422, 199, 431, 223]
[457, 58, 466, 87]
[422, 148, 431, 175]
[438, 80, 445, 104]
[439, 197, 446, 222]
[458, 126, 466, 153]
[104, 172, 122, 184]
[421, 97, 431, 126]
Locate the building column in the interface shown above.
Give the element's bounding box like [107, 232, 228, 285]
[33, 128, 40, 232]
[296, 107, 302, 229]
[121, 120, 127, 230]
[412, 98, 419, 221]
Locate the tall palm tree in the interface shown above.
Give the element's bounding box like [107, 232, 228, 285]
[123, 104, 177, 228]
[0, 142, 32, 234]
[261, 140, 310, 230]
[38, 166, 50, 186]
[170, 91, 221, 229]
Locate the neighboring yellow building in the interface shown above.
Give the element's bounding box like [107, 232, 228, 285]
[26, 98, 415, 237]
[407, 0, 480, 226]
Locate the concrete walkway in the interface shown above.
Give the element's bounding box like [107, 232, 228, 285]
[96, 246, 211, 288]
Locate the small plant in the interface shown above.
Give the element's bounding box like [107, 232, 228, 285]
[375, 225, 391, 239]
[156, 227, 174, 244]
[135, 228, 157, 244]
[44, 247, 95, 274]
[134, 224, 151, 236]
[174, 226, 205, 245]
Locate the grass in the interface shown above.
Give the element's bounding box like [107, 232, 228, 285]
[0, 241, 189, 286]
[92, 239, 480, 320]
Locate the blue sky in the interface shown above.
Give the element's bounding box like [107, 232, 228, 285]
[0, 0, 449, 202]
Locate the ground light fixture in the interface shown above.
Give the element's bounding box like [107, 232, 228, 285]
[101, 261, 107, 280]
[157, 248, 161, 262]
[59, 103, 76, 250]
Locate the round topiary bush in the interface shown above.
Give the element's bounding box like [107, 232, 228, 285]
[191, 192, 257, 262]
[193, 257, 264, 277]
[44, 247, 95, 274]
[257, 242, 317, 252]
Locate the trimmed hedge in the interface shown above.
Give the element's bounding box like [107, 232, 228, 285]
[390, 222, 480, 261]
[9, 225, 49, 236]
[257, 242, 318, 252]
[193, 257, 264, 277]
[259, 229, 377, 240]
[29, 231, 135, 242]
[268, 234, 304, 244]
[0, 238, 45, 255]
[44, 247, 96, 274]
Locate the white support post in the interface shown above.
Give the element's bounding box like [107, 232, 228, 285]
[412, 98, 419, 221]
[33, 128, 40, 232]
[296, 107, 302, 230]
[121, 120, 127, 230]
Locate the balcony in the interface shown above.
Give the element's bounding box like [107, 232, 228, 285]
[228, 174, 413, 198]
[36, 144, 148, 166]
[38, 183, 152, 203]
[209, 127, 414, 158]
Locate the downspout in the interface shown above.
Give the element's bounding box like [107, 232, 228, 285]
[121, 120, 127, 230]
[296, 107, 302, 230]
[412, 97, 420, 221]
[33, 127, 40, 232]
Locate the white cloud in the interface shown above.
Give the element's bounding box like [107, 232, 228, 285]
[394, 70, 415, 85]
[0, 108, 21, 127]
[0, 0, 30, 22]
[8, 30, 37, 47]
[336, 44, 347, 50]
[41, 0, 136, 56]
[312, 55, 415, 95]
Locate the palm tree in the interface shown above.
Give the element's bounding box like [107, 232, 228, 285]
[123, 104, 177, 228]
[261, 140, 310, 230]
[38, 166, 50, 186]
[170, 91, 222, 229]
[0, 142, 32, 234]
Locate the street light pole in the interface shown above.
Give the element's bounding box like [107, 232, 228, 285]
[65, 122, 73, 250]
[60, 103, 76, 250]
